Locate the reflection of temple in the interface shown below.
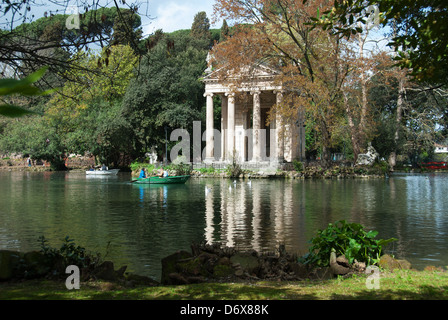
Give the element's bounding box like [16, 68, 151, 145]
[204, 180, 307, 253]
[203, 65, 306, 166]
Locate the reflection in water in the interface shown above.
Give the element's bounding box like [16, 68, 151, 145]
[1, 172, 448, 281]
[252, 183, 261, 252]
[200, 175, 448, 269]
[204, 183, 214, 245]
[204, 179, 306, 254]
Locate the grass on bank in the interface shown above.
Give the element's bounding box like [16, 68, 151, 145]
[1, 270, 447, 300]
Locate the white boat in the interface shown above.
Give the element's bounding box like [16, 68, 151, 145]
[86, 169, 120, 176]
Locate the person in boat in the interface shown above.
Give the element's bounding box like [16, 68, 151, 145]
[101, 164, 107, 171]
[139, 168, 146, 179]
[158, 166, 169, 177]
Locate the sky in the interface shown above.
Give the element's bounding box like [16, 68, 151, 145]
[1, 0, 220, 36]
[143, 0, 219, 35]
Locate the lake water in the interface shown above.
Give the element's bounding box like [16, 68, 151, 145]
[1, 171, 447, 281]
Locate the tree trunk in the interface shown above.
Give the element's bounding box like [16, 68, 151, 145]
[389, 75, 405, 171]
[344, 93, 361, 163]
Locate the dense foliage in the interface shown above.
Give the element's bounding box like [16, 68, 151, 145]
[301, 220, 397, 267]
[212, 0, 448, 167]
[0, 9, 222, 167]
[121, 29, 211, 160]
[312, 0, 448, 85]
[0, 3, 447, 169]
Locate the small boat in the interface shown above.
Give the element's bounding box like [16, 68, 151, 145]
[86, 169, 120, 176]
[132, 175, 190, 184]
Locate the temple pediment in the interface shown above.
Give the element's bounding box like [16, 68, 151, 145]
[203, 63, 281, 94]
[204, 63, 279, 80]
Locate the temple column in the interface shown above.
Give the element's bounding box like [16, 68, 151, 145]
[252, 90, 261, 162]
[275, 91, 285, 162]
[297, 108, 306, 161]
[220, 95, 228, 161]
[226, 93, 235, 161]
[204, 92, 214, 162]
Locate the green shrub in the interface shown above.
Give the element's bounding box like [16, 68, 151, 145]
[226, 150, 242, 178]
[300, 220, 396, 267]
[293, 160, 304, 172]
[38, 236, 101, 277]
[171, 162, 192, 176]
[226, 161, 242, 178]
[370, 160, 390, 175]
[198, 167, 216, 174]
[130, 161, 155, 172]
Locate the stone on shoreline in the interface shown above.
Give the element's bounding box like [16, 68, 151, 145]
[379, 254, 412, 271]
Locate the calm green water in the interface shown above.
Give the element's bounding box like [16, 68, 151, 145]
[1, 171, 447, 281]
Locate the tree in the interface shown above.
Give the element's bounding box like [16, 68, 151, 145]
[219, 19, 230, 42]
[0, 116, 67, 170]
[1, 2, 149, 87]
[111, 7, 143, 53]
[122, 30, 208, 160]
[212, 0, 350, 164]
[341, 22, 388, 162]
[310, 0, 448, 85]
[191, 11, 211, 46]
[45, 44, 138, 166]
[369, 54, 446, 169]
[0, 44, 138, 168]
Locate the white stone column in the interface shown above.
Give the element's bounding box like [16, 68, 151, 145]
[242, 108, 248, 162]
[204, 92, 214, 162]
[275, 91, 285, 162]
[298, 108, 306, 161]
[220, 95, 228, 161]
[226, 93, 235, 161]
[252, 90, 261, 162]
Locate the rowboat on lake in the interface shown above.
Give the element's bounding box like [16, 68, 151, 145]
[86, 169, 120, 176]
[132, 175, 190, 184]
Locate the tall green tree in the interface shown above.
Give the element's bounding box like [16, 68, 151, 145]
[46, 44, 138, 166]
[191, 11, 211, 46]
[111, 8, 143, 53]
[0, 45, 138, 168]
[122, 31, 208, 160]
[219, 19, 230, 42]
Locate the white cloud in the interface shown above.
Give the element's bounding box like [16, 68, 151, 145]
[142, 0, 218, 35]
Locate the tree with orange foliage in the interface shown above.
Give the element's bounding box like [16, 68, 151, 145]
[211, 0, 376, 164]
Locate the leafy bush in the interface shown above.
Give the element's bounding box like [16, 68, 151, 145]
[38, 236, 101, 277]
[198, 167, 216, 174]
[226, 150, 242, 178]
[130, 161, 155, 172]
[369, 160, 390, 175]
[293, 160, 304, 172]
[300, 220, 396, 267]
[171, 162, 192, 176]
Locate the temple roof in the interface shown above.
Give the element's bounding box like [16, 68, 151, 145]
[203, 63, 281, 94]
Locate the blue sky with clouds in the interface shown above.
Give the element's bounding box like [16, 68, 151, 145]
[1, 0, 219, 36]
[144, 0, 219, 35]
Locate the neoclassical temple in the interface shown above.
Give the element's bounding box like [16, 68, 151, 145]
[202, 64, 306, 167]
